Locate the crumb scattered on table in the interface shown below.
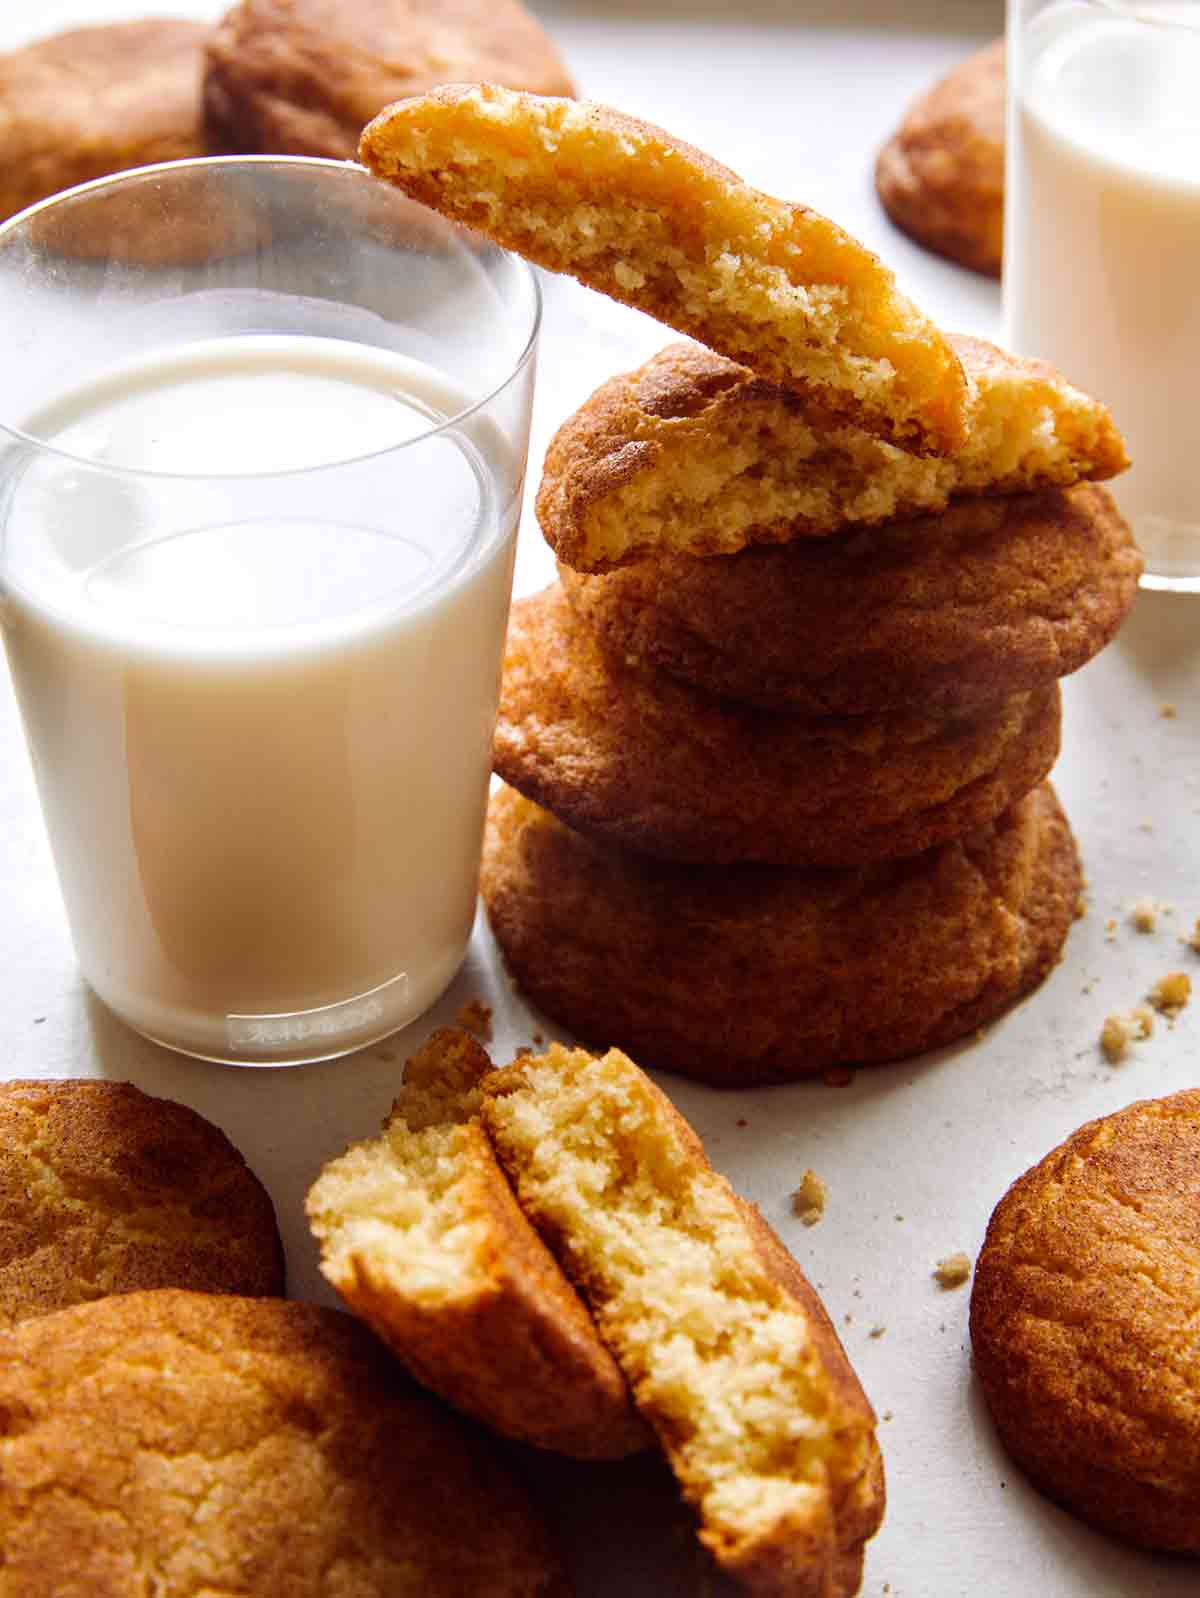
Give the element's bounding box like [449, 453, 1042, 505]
[790, 1169, 827, 1226]
[1100, 1005, 1155, 1063]
[454, 998, 494, 1040]
[1186, 918, 1200, 954]
[933, 1252, 972, 1290]
[1130, 897, 1160, 933]
[869, 1324, 886, 1339]
[1161, 702, 1177, 718]
[1149, 970, 1191, 1016]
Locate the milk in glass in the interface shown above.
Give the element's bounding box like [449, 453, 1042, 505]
[1006, 1, 1200, 582]
[0, 335, 516, 1059]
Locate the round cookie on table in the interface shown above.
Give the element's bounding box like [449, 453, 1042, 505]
[0, 1078, 284, 1326]
[307, 1027, 649, 1460]
[970, 1090, 1200, 1554]
[480, 780, 1081, 1085]
[496, 583, 1062, 867]
[876, 39, 1005, 277]
[0, 1291, 568, 1596]
[0, 21, 213, 224]
[205, 0, 575, 160]
[559, 484, 1141, 718]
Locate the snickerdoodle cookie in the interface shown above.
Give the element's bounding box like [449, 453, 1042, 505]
[495, 584, 1060, 867]
[970, 1090, 1200, 1553]
[0, 1078, 283, 1327]
[360, 86, 968, 455]
[536, 336, 1126, 570]
[559, 485, 1140, 717]
[481, 1043, 885, 1597]
[0, 21, 211, 224]
[307, 1028, 648, 1459]
[480, 781, 1081, 1084]
[0, 1291, 568, 1595]
[876, 41, 1005, 277]
[205, 0, 574, 161]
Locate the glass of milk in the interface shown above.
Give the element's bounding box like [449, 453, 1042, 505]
[0, 158, 540, 1064]
[1006, 0, 1200, 589]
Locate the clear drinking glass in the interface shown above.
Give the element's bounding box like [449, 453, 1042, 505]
[1005, 0, 1200, 590]
[0, 158, 540, 1065]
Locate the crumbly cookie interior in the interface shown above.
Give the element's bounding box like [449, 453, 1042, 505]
[307, 1033, 490, 1303]
[360, 86, 966, 452]
[482, 1044, 872, 1566]
[551, 338, 1129, 567]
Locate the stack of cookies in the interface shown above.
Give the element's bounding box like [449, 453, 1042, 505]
[358, 85, 1142, 1086]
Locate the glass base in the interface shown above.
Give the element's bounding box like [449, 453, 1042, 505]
[1135, 514, 1200, 592]
[89, 949, 467, 1067]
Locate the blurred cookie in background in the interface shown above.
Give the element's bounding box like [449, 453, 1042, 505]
[205, 0, 576, 161]
[0, 20, 213, 224]
[0, 1078, 284, 1326]
[876, 39, 1005, 277]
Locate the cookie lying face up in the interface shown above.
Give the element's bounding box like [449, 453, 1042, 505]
[307, 1028, 647, 1459]
[0, 1078, 283, 1325]
[480, 1043, 885, 1597]
[0, 21, 211, 225]
[205, 0, 575, 161]
[971, 1090, 1200, 1553]
[876, 40, 1006, 277]
[0, 1291, 568, 1596]
[359, 84, 969, 455]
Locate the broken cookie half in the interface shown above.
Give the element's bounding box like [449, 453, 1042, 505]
[481, 1043, 885, 1598]
[359, 83, 968, 456]
[306, 1027, 649, 1460]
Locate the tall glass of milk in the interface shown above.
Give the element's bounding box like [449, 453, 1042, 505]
[1006, 0, 1200, 589]
[0, 158, 539, 1064]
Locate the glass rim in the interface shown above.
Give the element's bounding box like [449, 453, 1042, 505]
[0, 154, 543, 482]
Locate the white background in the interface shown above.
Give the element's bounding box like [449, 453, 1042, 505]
[1, 3, 1198, 1595]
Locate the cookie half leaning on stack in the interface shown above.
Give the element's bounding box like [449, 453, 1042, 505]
[360, 88, 1139, 1084]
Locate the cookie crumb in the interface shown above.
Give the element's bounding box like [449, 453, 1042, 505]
[1161, 702, 1177, 718]
[1130, 898, 1159, 933]
[933, 1252, 972, 1289]
[869, 1324, 886, 1339]
[1105, 917, 1118, 939]
[1186, 918, 1200, 954]
[1074, 893, 1088, 919]
[822, 1066, 855, 1088]
[790, 1169, 827, 1226]
[454, 999, 494, 1040]
[735, 1117, 748, 1128]
[1149, 970, 1191, 1016]
[1100, 1005, 1155, 1062]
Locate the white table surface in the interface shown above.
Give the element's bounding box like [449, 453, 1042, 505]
[2, 4, 1198, 1595]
